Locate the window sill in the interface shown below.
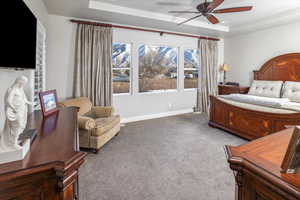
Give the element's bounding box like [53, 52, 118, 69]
[113, 93, 131, 97]
[138, 89, 178, 95]
[184, 88, 197, 92]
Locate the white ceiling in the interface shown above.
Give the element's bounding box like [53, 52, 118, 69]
[43, 0, 300, 37]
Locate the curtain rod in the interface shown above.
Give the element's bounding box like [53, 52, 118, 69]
[70, 19, 220, 41]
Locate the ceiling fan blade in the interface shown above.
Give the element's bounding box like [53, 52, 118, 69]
[213, 6, 253, 14]
[169, 11, 200, 14]
[206, 14, 219, 24]
[178, 14, 202, 26]
[207, 0, 224, 11]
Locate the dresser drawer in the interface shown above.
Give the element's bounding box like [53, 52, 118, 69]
[243, 172, 287, 200]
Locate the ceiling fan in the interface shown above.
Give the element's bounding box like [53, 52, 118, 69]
[168, 0, 253, 25]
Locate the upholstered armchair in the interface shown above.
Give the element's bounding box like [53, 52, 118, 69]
[59, 97, 120, 153]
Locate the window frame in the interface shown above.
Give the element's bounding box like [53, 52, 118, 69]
[33, 21, 46, 111]
[183, 48, 200, 91]
[112, 42, 133, 96]
[137, 43, 179, 94]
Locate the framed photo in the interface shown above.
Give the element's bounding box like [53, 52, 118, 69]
[39, 90, 59, 117]
[281, 126, 300, 173]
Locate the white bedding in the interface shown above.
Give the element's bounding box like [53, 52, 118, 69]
[281, 102, 300, 112]
[217, 97, 298, 114]
[219, 94, 290, 108]
[218, 94, 300, 113]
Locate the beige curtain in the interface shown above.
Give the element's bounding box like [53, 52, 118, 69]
[195, 39, 219, 113]
[74, 24, 113, 106]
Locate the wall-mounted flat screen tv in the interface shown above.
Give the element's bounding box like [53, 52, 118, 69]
[0, 0, 37, 69]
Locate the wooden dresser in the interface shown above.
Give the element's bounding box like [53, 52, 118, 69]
[0, 107, 87, 200]
[218, 85, 250, 95]
[225, 128, 300, 200]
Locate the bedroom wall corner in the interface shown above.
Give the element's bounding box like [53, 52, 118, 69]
[224, 21, 300, 86]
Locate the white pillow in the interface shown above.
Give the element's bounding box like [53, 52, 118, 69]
[248, 80, 283, 98]
[282, 81, 300, 103]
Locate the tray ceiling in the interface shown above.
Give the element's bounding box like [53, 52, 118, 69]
[43, 0, 300, 37]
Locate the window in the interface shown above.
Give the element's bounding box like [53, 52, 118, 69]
[112, 43, 131, 94]
[33, 22, 46, 110]
[139, 45, 178, 93]
[184, 49, 200, 89]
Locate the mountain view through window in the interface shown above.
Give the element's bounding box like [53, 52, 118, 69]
[184, 49, 200, 89]
[139, 45, 178, 92]
[112, 43, 131, 94]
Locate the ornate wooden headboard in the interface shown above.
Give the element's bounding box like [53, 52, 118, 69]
[254, 53, 300, 81]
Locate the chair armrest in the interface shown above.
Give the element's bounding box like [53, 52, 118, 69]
[78, 116, 96, 131]
[92, 106, 115, 118]
[57, 102, 66, 108]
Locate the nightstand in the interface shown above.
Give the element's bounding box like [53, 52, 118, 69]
[218, 85, 250, 95]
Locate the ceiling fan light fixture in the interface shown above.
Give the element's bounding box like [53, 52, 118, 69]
[167, 0, 252, 26]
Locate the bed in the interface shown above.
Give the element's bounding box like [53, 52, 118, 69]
[209, 53, 300, 140]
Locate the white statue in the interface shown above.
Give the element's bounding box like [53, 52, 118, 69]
[0, 76, 32, 152]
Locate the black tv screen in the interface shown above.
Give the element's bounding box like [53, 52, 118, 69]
[0, 0, 37, 69]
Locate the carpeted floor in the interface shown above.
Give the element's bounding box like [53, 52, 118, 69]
[79, 113, 245, 200]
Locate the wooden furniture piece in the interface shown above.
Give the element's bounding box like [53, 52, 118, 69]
[0, 107, 87, 200]
[225, 128, 300, 200]
[210, 53, 300, 140]
[223, 82, 239, 86]
[218, 85, 250, 95]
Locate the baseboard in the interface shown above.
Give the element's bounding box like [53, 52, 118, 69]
[121, 109, 194, 124]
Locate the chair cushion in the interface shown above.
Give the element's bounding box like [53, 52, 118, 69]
[282, 81, 300, 102]
[61, 97, 92, 115]
[92, 106, 115, 118]
[92, 115, 120, 136]
[248, 80, 283, 98]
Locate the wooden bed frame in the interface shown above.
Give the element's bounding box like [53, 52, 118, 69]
[209, 53, 300, 140]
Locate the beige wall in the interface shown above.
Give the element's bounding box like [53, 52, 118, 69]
[46, 15, 76, 98]
[225, 21, 300, 86]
